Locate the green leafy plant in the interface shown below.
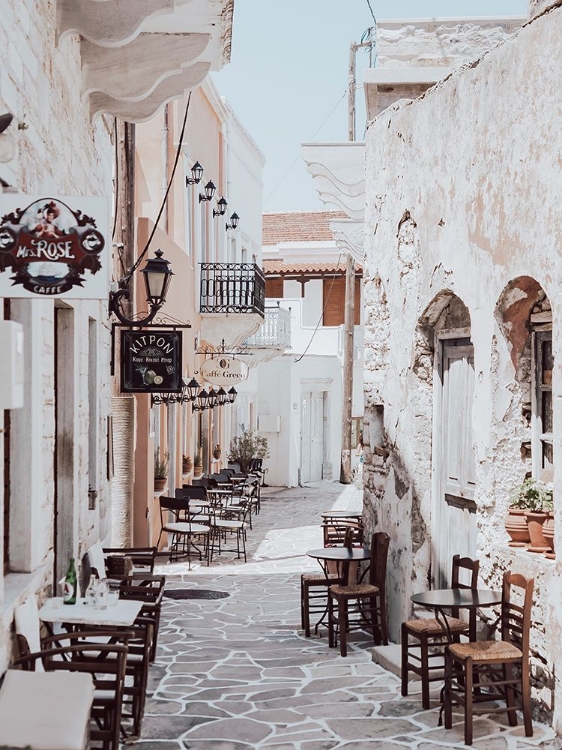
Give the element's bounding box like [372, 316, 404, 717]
[510, 477, 553, 512]
[227, 429, 270, 474]
[154, 447, 168, 479]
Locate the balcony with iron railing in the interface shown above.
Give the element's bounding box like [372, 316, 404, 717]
[199, 262, 265, 316]
[245, 304, 291, 349]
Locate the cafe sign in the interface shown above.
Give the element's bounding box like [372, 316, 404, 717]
[0, 194, 109, 298]
[200, 356, 249, 386]
[121, 330, 182, 393]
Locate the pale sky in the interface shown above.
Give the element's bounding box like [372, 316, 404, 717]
[213, 0, 528, 213]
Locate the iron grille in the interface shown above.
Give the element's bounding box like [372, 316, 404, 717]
[199, 262, 265, 316]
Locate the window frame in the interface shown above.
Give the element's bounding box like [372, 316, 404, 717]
[532, 327, 553, 482]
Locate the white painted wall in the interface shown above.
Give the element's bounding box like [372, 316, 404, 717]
[0, 0, 113, 672]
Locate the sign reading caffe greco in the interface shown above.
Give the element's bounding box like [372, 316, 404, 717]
[0, 194, 109, 298]
[200, 356, 249, 386]
[121, 330, 183, 393]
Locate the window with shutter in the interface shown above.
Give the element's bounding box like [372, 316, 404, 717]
[323, 276, 361, 326]
[265, 278, 283, 298]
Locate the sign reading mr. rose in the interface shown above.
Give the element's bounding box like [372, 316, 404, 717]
[0, 195, 109, 298]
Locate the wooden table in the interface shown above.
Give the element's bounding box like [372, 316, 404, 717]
[40, 596, 143, 628]
[0, 669, 94, 750]
[411, 588, 502, 641]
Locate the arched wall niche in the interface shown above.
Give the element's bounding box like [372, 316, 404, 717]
[495, 276, 545, 370]
[415, 290, 472, 380]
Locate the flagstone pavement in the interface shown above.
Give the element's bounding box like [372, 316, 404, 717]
[139, 481, 561, 750]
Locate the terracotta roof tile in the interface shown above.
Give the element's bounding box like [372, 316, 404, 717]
[263, 260, 362, 278]
[263, 210, 347, 245]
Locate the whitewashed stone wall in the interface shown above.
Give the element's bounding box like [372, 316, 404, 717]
[0, 0, 113, 672]
[376, 18, 524, 69]
[364, 7, 562, 727]
[529, 0, 561, 19]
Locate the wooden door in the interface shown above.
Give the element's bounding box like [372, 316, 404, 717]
[301, 392, 324, 483]
[435, 339, 476, 587]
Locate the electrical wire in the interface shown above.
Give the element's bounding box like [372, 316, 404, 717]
[263, 88, 348, 208]
[294, 251, 344, 363]
[366, 0, 376, 23]
[123, 92, 192, 284]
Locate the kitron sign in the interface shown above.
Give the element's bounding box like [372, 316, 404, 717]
[200, 357, 249, 386]
[120, 330, 182, 393]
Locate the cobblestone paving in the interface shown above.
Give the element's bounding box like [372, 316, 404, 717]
[138, 482, 559, 749]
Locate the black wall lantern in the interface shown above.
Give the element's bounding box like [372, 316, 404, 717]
[213, 196, 228, 218]
[184, 378, 200, 402]
[227, 387, 237, 404]
[216, 387, 227, 406]
[109, 249, 174, 326]
[185, 161, 204, 186]
[226, 212, 240, 231]
[199, 181, 216, 203]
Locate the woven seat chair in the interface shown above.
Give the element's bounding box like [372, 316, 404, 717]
[443, 571, 534, 746]
[301, 524, 360, 638]
[328, 531, 390, 657]
[157, 496, 210, 565]
[16, 632, 129, 750]
[401, 554, 480, 709]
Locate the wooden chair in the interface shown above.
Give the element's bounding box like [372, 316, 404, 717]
[118, 576, 165, 662]
[328, 531, 390, 657]
[15, 633, 130, 750]
[401, 554, 480, 709]
[301, 524, 359, 638]
[444, 571, 534, 746]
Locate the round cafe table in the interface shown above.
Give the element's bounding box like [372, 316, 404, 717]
[410, 588, 502, 642]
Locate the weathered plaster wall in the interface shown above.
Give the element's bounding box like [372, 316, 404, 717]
[0, 0, 112, 672]
[376, 18, 524, 69]
[364, 6, 562, 725]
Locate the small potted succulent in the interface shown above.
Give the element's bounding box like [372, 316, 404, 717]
[212, 444, 222, 460]
[182, 454, 193, 475]
[193, 449, 203, 478]
[154, 448, 168, 492]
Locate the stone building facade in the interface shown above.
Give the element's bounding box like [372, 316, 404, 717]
[363, 2, 562, 728]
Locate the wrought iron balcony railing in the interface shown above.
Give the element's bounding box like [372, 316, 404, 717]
[199, 262, 265, 316]
[245, 305, 291, 348]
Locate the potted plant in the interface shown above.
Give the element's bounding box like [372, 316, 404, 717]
[154, 448, 168, 492]
[193, 449, 203, 478]
[227, 429, 270, 475]
[182, 454, 193, 475]
[212, 444, 222, 460]
[509, 478, 553, 551]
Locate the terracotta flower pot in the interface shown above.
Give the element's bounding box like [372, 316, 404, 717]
[504, 507, 530, 547]
[154, 477, 167, 492]
[525, 510, 550, 552]
[193, 464, 203, 479]
[543, 513, 555, 556]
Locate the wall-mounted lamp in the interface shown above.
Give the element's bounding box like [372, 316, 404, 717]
[184, 378, 200, 402]
[213, 196, 228, 218]
[185, 161, 204, 186]
[192, 388, 209, 411]
[216, 387, 227, 406]
[109, 249, 174, 326]
[226, 212, 240, 231]
[227, 387, 237, 404]
[199, 181, 216, 203]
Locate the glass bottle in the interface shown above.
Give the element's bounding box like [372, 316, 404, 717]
[96, 578, 108, 610]
[85, 574, 97, 607]
[63, 557, 77, 605]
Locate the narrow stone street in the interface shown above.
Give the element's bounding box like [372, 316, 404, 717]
[139, 483, 557, 749]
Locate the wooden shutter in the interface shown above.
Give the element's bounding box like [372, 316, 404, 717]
[323, 276, 361, 326]
[265, 277, 283, 298]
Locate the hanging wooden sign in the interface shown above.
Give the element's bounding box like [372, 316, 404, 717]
[200, 356, 249, 386]
[120, 330, 182, 393]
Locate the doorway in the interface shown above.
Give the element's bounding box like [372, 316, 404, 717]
[301, 391, 325, 483]
[434, 337, 477, 587]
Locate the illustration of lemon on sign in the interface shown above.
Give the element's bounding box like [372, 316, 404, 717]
[153, 375, 163, 385]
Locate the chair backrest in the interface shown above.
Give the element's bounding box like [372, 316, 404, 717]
[228, 462, 242, 472]
[209, 473, 230, 483]
[175, 486, 207, 501]
[159, 495, 189, 525]
[369, 531, 390, 588]
[250, 458, 263, 473]
[87, 541, 107, 578]
[451, 554, 479, 590]
[501, 571, 534, 655]
[192, 478, 216, 488]
[14, 596, 44, 672]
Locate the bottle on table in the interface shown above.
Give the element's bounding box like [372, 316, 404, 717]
[63, 557, 77, 605]
[85, 574, 97, 607]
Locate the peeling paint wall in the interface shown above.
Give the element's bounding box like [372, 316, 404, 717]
[364, 7, 562, 728]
